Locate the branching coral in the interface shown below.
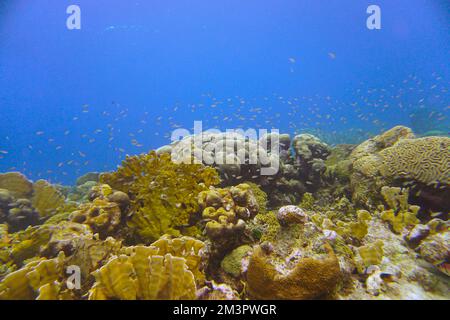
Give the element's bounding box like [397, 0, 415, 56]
[100, 151, 220, 243]
[379, 187, 420, 234]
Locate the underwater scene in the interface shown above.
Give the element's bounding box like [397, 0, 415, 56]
[0, 1, 449, 301]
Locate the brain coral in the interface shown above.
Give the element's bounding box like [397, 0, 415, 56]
[379, 137, 450, 186]
[246, 243, 340, 300]
[100, 151, 220, 243]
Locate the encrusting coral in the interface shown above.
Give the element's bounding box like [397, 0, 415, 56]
[100, 151, 220, 243]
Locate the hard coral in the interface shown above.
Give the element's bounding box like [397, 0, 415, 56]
[151, 235, 206, 284]
[379, 187, 420, 234]
[379, 137, 450, 187]
[100, 151, 220, 243]
[0, 172, 33, 199]
[70, 198, 122, 239]
[198, 183, 259, 252]
[246, 243, 340, 300]
[89, 246, 196, 300]
[31, 180, 65, 219]
[0, 252, 66, 300]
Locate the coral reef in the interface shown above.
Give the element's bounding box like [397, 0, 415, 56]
[0, 126, 448, 300]
[220, 245, 252, 278]
[0, 252, 67, 300]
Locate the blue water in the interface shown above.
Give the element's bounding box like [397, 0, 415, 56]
[0, 0, 449, 184]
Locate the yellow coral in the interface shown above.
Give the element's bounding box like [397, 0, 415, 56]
[379, 137, 450, 187]
[243, 182, 268, 214]
[100, 152, 220, 243]
[70, 198, 122, 238]
[0, 252, 65, 300]
[150, 235, 205, 284]
[89, 246, 196, 300]
[335, 210, 371, 241]
[199, 184, 259, 241]
[381, 207, 420, 234]
[0, 172, 33, 199]
[246, 244, 340, 300]
[254, 211, 281, 242]
[31, 180, 65, 218]
[358, 240, 384, 268]
[381, 186, 409, 212]
[299, 192, 315, 209]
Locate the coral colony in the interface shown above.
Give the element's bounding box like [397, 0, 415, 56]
[0, 125, 449, 300]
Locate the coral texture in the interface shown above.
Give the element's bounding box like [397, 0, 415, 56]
[246, 244, 340, 300]
[100, 151, 220, 243]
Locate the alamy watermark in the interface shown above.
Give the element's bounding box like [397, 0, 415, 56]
[66, 5, 381, 31]
[66, 265, 81, 290]
[66, 5, 81, 30]
[170, 121, 280, 176]
[367, 5, 381, 30]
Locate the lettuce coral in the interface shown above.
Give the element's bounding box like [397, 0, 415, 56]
[31, 180, 65, 219]
[89, 246, 196, 300]
[0, 252, 66, 300]
[150, 235, 206, 284]
[0, 172, 33, 199]
[100, 151, 220, 243]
